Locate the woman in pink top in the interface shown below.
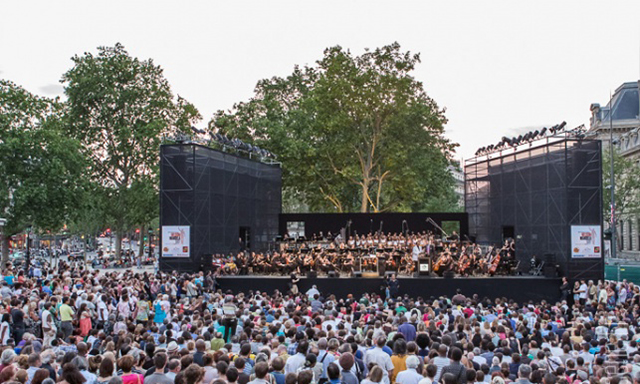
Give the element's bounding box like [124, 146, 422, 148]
[118, 355, 144, 384]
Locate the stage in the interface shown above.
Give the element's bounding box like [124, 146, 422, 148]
[216, 276, 562, 303]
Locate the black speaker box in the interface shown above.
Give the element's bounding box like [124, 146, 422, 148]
[544, 266, 557, 278]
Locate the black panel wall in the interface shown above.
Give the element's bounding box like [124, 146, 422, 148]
[160, 144, 282, 272]
[465, 138, 603, 282]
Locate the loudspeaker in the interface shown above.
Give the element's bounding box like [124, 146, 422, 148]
[307, 270, 317, 279]
[544, 266, 557, 278]
[544, 253, 555, 263]
[385, 271, 395, 277]
[443, 271, 455, 278]
[328, 271, 338, 278]
[199, 254, 213, 271]
[353, 271, 362, 278]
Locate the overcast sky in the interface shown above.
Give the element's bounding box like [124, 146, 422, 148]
[2, 0, 639, 160]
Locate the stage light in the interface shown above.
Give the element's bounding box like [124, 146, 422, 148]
[540, 127, 547, 136]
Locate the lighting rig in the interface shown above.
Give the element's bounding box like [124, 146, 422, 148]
[168, 127, 278, 163]
[473, 121, 590, 157]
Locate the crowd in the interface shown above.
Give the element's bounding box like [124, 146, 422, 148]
[0, 259, 638, 384]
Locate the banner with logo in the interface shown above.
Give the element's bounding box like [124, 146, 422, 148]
[161, 226, 190, 258]
[570, 225, 601, 259]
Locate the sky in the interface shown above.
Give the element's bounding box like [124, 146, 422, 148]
[2, 1, 640, 160]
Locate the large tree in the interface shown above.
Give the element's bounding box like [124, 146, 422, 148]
[212, 43, 458, 213]
[0, 80, 85, 260]
[603, 148, 640, 250]
[62, 43, 201, 257]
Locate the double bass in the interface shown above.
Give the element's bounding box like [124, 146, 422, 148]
[488, 251, 500, 275]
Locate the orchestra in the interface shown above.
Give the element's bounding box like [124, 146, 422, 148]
[212, 232, 518, 277]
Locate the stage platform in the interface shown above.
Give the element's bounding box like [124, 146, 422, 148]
[217, 276, 561, 303]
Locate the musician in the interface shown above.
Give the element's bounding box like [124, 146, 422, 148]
[272, 252, 286, 272]
[343, 252, 355, 276]
[383, 253, 396, 273]
[411, 239, 423, 274]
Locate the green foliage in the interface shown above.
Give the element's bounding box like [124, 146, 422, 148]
[62, 43, 201, 249]
[0, 80, 85, 236]
[603, 148, 640, 219]
[212, 42, 458, 213]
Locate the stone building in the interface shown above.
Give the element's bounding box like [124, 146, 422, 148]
[588, 81, 640, 258]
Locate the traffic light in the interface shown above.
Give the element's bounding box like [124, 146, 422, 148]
[604, 228, 612, 241]
[135, 228, 140, 234]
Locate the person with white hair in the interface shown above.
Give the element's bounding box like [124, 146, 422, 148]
[306, 285, 320, 299]
[396, 355, 423, 384]
[72, 356, 97, 384]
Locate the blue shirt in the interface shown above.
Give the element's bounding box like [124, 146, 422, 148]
[398, 323, 416, 342]
[272, 372, 285, 384]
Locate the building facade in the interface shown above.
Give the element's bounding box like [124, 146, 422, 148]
[448, 165, 465, 208]
[588, 81, 640, 258]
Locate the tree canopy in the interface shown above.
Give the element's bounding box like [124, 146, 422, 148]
[0, 80, 85, 259]
[62, 43, 201, 256]
[603, 147, 640, 220]
[212, 42, 458, 213]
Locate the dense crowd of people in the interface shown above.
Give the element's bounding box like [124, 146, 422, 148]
[0, 257, 638, 384]
[213, 232, 519, 277]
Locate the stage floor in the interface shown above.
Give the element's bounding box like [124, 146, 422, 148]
[217, 276, 561, 303]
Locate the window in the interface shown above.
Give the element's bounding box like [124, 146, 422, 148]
[613, 89, 639, 120]
[286, 221, 305, 239]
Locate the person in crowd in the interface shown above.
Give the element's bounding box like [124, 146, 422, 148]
[0, 241, 639, 384]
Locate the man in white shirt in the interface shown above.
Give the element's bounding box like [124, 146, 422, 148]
[41, 302, 57, 347]
[472, 348, 487, 367]
[284, 341, 309, 374]
[364, 337, 394, 384]
[97, 296, 110, 326]
[306, 285, 320, 299]
[396, 356, 423, 384]
[432, 344, 450, 383]
[578, 280, 588, 305]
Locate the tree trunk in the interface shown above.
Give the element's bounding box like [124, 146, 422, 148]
[1, 237, 9, 264]
[115, 231, 123, 259]
[360, 182, 369, 213]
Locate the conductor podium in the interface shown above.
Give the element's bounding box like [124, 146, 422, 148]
[418, 258, 430, 276]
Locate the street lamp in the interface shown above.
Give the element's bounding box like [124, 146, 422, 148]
[0, 218, 6, 262]
[609, 94, 617, 260]
[148, 227, 153, 264]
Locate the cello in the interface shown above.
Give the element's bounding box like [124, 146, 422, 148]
[433, 251, 448, 273]
[488, 252, 500, 275]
